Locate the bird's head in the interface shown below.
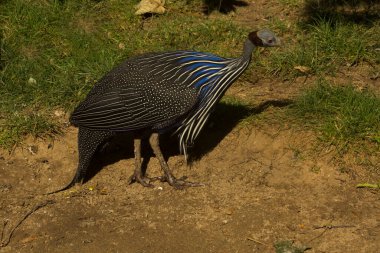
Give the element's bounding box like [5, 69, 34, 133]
[248, 29, 280, 47]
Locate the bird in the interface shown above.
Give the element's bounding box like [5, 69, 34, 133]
[50, 29, 280, 193]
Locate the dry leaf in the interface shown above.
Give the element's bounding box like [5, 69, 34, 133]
[21, 235, 39, 244]
[118, 42, 125, 50]
[54, 109, 65, 117]
[294, 65, 311, 73]
[135, 0, 166, 15]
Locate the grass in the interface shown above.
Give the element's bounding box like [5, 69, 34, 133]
[274, 240, 310, 253]
[290, 79, 380, 147]
[1, 0, 379, 148]
[0, 111, 60, 148]
[262, 17, 379, 77]
[256, 0, 380, 77]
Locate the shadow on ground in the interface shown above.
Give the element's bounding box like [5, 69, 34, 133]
[302, 0, 380, 25]
[82, 99, 293, 183]
[189, 99, 293, 161]
[202, 0, 249, 14]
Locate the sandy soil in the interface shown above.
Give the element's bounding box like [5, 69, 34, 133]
[1, 1, 379, 252]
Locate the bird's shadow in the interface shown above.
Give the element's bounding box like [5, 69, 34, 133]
[202, 0, 249, 15]
[302, 0, 380, 25]
[188, 98, 293, 162]
[84, 99, 293, 182]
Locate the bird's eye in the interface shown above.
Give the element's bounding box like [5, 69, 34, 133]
[267, 39, 273, 43]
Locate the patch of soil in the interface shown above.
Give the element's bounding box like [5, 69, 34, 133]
[1, 116, 379, 253]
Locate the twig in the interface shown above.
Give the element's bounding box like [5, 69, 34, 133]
[308, 228, 328, 242]
[0, 199, 55, 247]
[313, 225, 355, 230]
[308, 224, 355, 242]
[356, 183, 380, 189]
[247, 237, 270, 247]
[0, 220, 8, 244]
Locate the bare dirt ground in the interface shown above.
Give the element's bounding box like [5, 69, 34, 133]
[1, 1, 379, 252]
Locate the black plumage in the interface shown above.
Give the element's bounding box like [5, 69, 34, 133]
[51, 29, 280, 193]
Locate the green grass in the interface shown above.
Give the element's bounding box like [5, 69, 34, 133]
[290, 79, 380, 147]
[0, 111, 60, 148]
[262, 17, 379, 77]
[274, 240, 310, 253]
[261, 0, 380, 77]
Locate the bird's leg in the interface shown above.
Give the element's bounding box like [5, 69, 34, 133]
[128, 138, 154, 187]
[149, 133, 203, 189]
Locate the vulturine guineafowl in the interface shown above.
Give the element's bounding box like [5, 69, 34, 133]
[51, 29, 280, 193]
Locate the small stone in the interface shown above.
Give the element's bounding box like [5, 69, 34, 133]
[27, 145, 38, 155]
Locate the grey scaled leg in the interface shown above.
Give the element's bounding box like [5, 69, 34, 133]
[149, 133, 204, 189]
[128, 138, 154, 187]
[48, 127, 114, 194]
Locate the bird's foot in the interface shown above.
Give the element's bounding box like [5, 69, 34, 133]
[154, 174, 205, 190]
[128, 172, 155, 188]
[128, 169, 204, 189]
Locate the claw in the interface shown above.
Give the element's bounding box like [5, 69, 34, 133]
[158, 174, 205, 189]
[148, 133, 205, 189]
[128, 172, 155, 188]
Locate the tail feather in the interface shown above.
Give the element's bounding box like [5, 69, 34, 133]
[47, 127, 114, 195]
[46, 172, 83, 194]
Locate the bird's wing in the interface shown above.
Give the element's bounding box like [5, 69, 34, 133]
[70, 50, 230, 131]
[70, 75, 198, 131]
